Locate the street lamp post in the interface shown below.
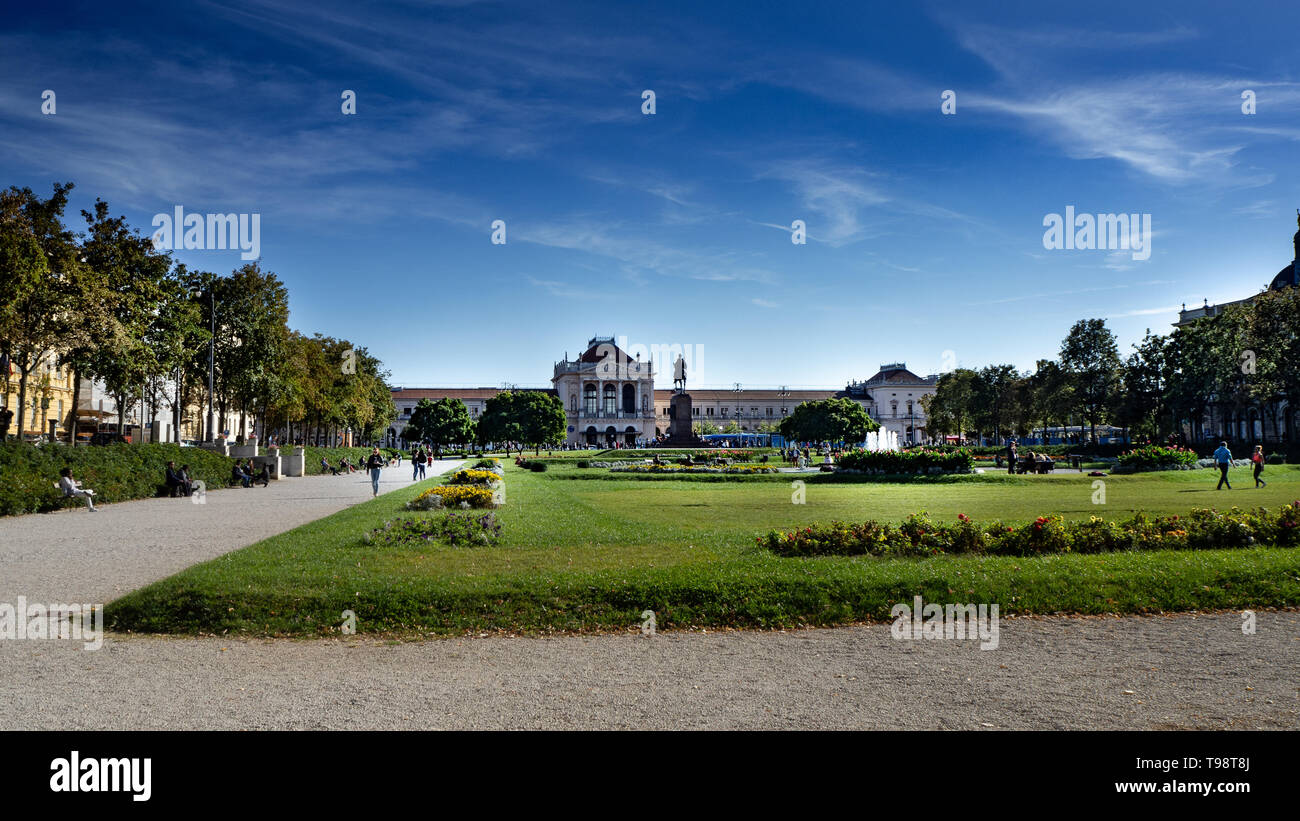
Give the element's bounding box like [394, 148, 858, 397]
[206, 286, 215, 443]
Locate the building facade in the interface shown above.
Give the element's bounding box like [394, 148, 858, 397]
[390, 340, 942, 447]
[843, 363, 939, 446]
[554, 337, 657, 446]
[1, 352, 76, 441]
[1173, 215, 1298, 442]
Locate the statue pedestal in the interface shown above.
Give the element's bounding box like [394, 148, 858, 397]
[664, 392, 706, 447]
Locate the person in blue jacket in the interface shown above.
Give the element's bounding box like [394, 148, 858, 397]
[1213, 441, 1233, 490]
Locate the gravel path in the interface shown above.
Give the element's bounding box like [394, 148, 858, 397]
[0, 459, 465, 604]
[1, 611, 1295, 730]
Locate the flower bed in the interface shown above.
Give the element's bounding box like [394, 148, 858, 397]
[407, 463, 505, 510]
[835, 448, 973, 474]
[610, 464, 778, 474]
[1114, 445, 1199, 472]
[758, 503, 1300, 557]
[365, 512, 502, 546]
[449, 468, 503, 487]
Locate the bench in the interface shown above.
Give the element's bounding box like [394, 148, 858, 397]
[1016, 456, 1055, 474]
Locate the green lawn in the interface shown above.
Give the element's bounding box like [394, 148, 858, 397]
[106, 463, 1300, 636]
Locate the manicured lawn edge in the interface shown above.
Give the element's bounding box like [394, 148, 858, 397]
[106, 544, 1300, 637]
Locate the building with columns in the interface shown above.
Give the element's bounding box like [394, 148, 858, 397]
[553, 336, 657, 446]
[843, 363, 939, 446]
[390, 338, 941, 447]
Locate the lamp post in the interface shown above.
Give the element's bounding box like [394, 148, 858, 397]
[207, 286, 215, 443]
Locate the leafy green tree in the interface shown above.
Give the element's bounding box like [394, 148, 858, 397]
[479, 391, 563, 454]
[1113, 331, 1168, 442]
[1028, 359, 1073, 443]
[1247, 288, 1300, 442]
[973, 364, 1019, 443]
[410, 397, 473, 457]
[1060, 318, 1121, 444]
[77, 198, 174, 435]
[927, 368, 978, 442]
[779, 397, 878, 443]
[0, 183, 85, 440]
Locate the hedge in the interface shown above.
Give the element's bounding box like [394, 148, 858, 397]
[837, 447, 974, 474]
[0, 441, 236, 516]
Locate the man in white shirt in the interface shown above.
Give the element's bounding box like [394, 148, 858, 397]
[58, 467, 98, 511]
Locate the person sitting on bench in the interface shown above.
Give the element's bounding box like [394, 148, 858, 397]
[231, 461, 252, 488]
[321, 457, 339, 475]
[165, 460, 188, 497]
[59, 467, 98, 511]
[178, 464, 195, 496]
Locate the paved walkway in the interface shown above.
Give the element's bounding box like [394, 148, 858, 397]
[0, 459, 465, 604]
[1, 611, 1295, 730]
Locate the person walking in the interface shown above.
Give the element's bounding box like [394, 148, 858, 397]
[418, 448, 427, 480]
[58, 467, 98, 511]
[1252, 445, 1267, 488]
[1007, 439, 1018, 475]
[365, 447, 386, 497]
[1214, 441, 1233, 490]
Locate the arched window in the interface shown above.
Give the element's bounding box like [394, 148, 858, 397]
[583, 384, 597, 414]
[622, 384, 635, 414]
[603, 384, 616, 414]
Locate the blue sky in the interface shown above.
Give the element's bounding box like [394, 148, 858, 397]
[3, 0, 1298, 389]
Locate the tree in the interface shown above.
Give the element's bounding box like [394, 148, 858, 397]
[77, 198, 174, 436]
[927, 368, 978, 443]
[1248, 288, 1300, 443]
[1060, 318, 1121, 445]
[973, 364, 1018, 443]
[1113, 331, 1167, 442]
[478, 391, 565, 455]
[1028, 359, 1073, 443]
[411, 397, 473, 457]
[779, 397, 878, 443]
[693, 419, 719, 436]
[0, 183, 85, 441]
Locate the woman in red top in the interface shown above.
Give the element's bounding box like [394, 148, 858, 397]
[1252, 445, 1267, 488]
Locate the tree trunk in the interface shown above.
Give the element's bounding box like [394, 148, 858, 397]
[16, 363, 30, 442]
[69, 367, 80, 445]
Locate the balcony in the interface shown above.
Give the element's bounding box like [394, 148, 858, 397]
[574, 410, 655, 420]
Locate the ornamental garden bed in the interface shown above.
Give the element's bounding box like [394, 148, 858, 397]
[610, 464, 779, 475]
[407, 459, 505, 510]
[759, 503, 1300, 558]
[835, 448, 974, 475]
[1111, 445, 1199, 473]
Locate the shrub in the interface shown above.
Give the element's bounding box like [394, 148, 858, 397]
[474, 458, 500, 469]
[758, 502, 1300, 558]
[366, 512, 502, 546]
[1266, 453, 1285, 465]
[304, 446, 383, 475]
[526, 461, 548, 472]
[836, 448, 973, 474]
[576, 460, 590, 468]
[1115, 445, 1198, 471]
[0, 441, 236, 516]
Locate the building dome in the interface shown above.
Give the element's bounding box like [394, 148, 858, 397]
[1269, 262, 1298, 292]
